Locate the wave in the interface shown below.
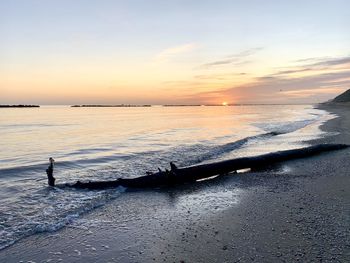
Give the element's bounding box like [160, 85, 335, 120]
[253, 119, 317, 134]
[0, 118, 316, 180]
[181, 131, 281, 166]
[177, 118, 322, 167]
[0, 151, 160, 180]
[0, 187, 125, 250]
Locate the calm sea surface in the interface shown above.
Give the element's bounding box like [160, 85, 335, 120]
[0, 105, 334, 249]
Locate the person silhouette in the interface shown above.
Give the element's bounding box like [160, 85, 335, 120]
[46, 157, 55, 186]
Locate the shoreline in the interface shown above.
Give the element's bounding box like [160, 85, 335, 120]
[1, 104, 349, 262]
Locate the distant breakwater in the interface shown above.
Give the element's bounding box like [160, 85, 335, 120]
[0, 105, 40, 108]
[71, 104, 151, 107]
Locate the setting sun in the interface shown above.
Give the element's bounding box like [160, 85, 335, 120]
[222, 102, 228, 106]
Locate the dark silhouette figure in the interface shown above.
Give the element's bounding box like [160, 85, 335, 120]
[46, 157, 55, 186]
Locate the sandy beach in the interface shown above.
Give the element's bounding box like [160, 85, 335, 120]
[1, 104, 349, 263]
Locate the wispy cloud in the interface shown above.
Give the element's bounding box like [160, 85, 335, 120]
[199, 47, 263, 68]
[279, 87, 346, 98]
[271, 68, 313, 77]
[154, 43, 198, 62]
[272, 55, 350, 77]
[192, 54, 350, 104]
[307, 56, 350, 68]
[293, 57, 330, 64]
[226, 47, 264, 59]
[194, 72, 247, 80]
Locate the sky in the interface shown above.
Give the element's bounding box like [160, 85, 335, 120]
[1, 0, 349, 105]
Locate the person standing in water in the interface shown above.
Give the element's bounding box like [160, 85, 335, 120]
[46, 157, 55, 186]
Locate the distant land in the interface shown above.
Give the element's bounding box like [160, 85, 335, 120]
[332, 89, 350, 103]
[165, 104, 237, 107]
[72, 104, 232, 107]
[163, 104, 202, 107]
[0, 105, 40, 108]
[71, 104, 152, 107]
[70, 104, 314, 108]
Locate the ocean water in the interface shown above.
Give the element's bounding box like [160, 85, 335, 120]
[0, 105, 334, 249]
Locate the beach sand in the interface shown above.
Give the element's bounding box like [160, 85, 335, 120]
[1, 104, 349, 262]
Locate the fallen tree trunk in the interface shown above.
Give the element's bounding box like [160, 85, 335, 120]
[66, 144, 348, 189]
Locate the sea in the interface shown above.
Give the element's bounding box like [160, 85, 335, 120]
[0, 105, 335, 250]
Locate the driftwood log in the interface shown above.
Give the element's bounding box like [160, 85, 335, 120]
[66, 143, 348, 189]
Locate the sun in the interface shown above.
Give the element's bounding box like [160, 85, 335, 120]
[222, 101, 228, 106]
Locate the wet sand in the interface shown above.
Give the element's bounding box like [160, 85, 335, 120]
[1, 104, 349, 262]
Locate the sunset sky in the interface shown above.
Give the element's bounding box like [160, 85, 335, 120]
[1, 0, 349, 105]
